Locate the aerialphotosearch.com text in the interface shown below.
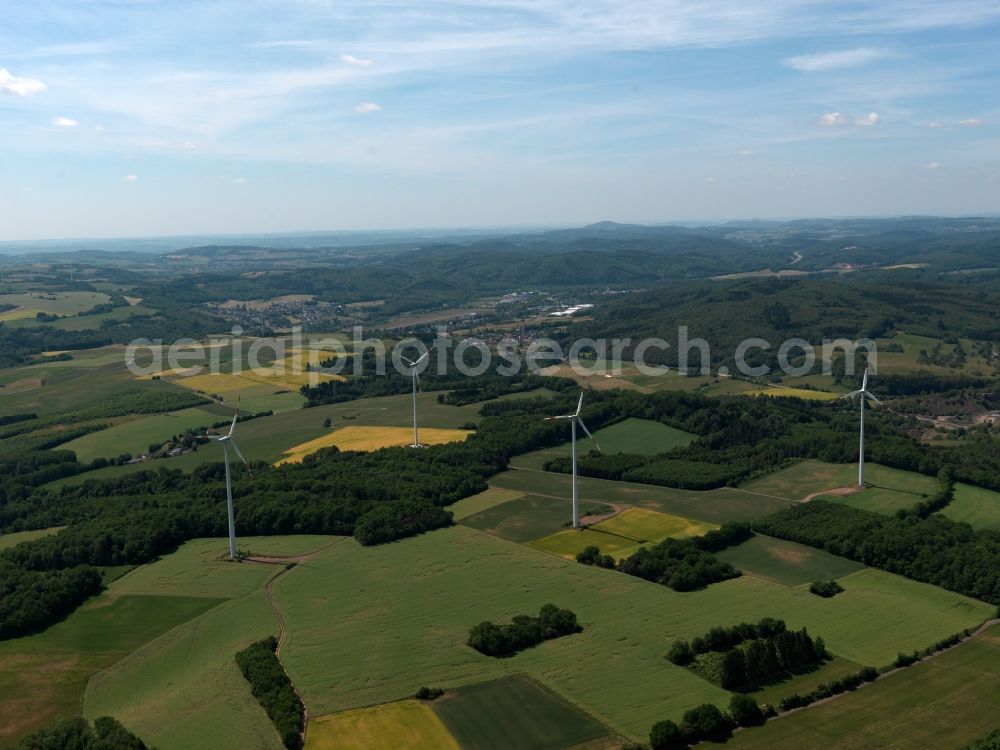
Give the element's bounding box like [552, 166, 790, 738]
[125, 325, 878, 384]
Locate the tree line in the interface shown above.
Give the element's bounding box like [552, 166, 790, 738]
[235, 636, 304, 750]
[15, 717, 152, 750]
[467, 604, 581, 657]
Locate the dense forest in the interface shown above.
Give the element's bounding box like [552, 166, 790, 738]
[15, 717, 152, 750]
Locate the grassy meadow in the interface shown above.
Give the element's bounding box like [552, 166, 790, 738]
[715, 534, 865, 587]
[940, 483, 1000, 530]
[725, 624, 1000, 750]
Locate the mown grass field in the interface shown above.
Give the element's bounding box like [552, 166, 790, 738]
[271, 526, 991, 740]
[490, 469, 792, 524]
[742, 385, 840, 401]
[941, 483, 1000, 530]
[742, 460, 938, 507]
[58, 405, 228, 462]
[0, 526, 65, 550]
[715, 534, 865, 587]
[277, 425, 472, 464]
[873, 332, 995, 377]
[0, 594, 222, 747]
[306, 701, 459, 750]
[528, 508, 717, 561]
[724, 624, 1000, 750]
[432, 675, 612, 750]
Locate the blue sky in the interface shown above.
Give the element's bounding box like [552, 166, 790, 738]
[1, 0, 998, 240]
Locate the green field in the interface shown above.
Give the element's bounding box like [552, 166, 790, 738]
[940, 483, 1000, 530]
[461, 493, 580, 543]
[509, 418, 695, 471]
[58, 405, 229, 462]
[450, 487, 526, 521]
[0, 291, 111, 321]
[307, 700, 460, 750]
[432, 675, 612, 750]
[0, 594, 222, 747]
[528, 508, 718, 561]
[82, 537, 338, 750]
[742, 460, 938, 510]
[715, 534, 865, 587]
[266, 526, 990, 740]
[490, 469, 792, 525]
[873, 332, 996, 377]
[725, 624, 1000, 750]
[0, 526, 65, 550]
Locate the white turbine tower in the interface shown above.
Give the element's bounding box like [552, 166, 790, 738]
[545, 391, 601, 529]
[842, 364, 883, 487]
[401, 349, 431, 448]
[207, 400, 252, 560]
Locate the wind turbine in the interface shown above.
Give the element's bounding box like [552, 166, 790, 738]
[401, 349, 431, 448]
[545, 391, 601, 529]
[841, 364, 883, 486]
[206, 400, 252, 560]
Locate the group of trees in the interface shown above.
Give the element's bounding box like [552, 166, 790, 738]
[467, 604, 581, 657]
[667, 618, 823, 690]
[16, 717, 151, 750]
[753, 500, 1000, 605]
[235, 636, 304, 750]
[808, 580, 844, 598]
[0, 561, 101, 639]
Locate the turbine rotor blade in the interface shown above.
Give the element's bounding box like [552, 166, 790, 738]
[865, 391, 884, 406]
[400, 355, 414, 367]
[577, 418, 601, 452]
[229, 439, 253, 478]
[544, 414, 574, 421]
[862, 364, 869, 391]
[227, 397, 240, 438]
[575, 392, 584, 417]
[414, 350, 431, 366]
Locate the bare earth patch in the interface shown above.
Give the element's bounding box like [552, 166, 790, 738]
[803, 485, 864, 503]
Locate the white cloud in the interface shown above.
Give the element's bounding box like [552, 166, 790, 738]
[340, 54, 373, 67]
[181, 141, 197, 150]
[782, 48, 887, 72]
[819, 112, 848, 126]
[926, 162, 941, 169]
[958, 118, 986, 126]
[928, 121, 943, 128]
[706, 177, 716, 182]
[122, 174, 139, 182]
[855, 112, 880, 127]
[736, 149, 755, 156]
[232, 177, 247, 183]
[52, 116, 78, 128]
[0, 68, 46, 96]
[355, 102, 381, 113]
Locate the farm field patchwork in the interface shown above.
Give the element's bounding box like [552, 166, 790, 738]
[432, 675, 612, 750]
[528, 508, 718, 561]
[0, 291, 111, 321]
[51, 392, 484, 485]
[270, 526, 991, 740]
[715, 534, 865, 587]
[306, 701, 460, 750]
[57, 405, 228, 462]
[277, 425, 472, 464]
[724, 624, 1000, 750]
[0, 594, 222, 747]
[940, 483, 1000, 530]
[490, 469, 792, 524]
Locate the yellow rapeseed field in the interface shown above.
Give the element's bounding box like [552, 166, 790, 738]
[277, 425, 472, 464]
